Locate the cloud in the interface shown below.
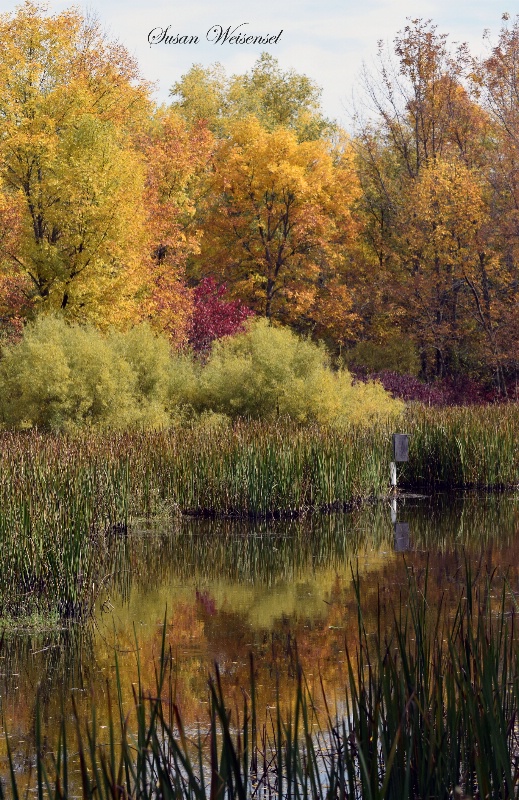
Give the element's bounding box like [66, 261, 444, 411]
[4, 0, 512, 122]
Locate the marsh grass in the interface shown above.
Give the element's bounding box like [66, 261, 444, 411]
[0, 421, 392, 622]
[0, 406, 516, 624]
[5, 563, 519, 799]
[401, 405, 519, 489]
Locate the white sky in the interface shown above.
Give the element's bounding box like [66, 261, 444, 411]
[1, 0, 513, 128]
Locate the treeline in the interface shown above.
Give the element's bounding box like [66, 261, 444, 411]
[1, 4, 519, 393]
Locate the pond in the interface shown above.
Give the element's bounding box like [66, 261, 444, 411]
[1, 491, 518, 784]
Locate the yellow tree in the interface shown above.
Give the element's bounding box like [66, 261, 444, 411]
[0, 1, 152, 327]
[0, 189, 33, 339]
[197, 116, 360, 332]
[394, 158, 506, 380]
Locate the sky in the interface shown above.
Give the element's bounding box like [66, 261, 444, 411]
[1, 0, 513, 128]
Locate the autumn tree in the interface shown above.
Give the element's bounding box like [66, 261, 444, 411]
[139, 110, 214, 347]
[0, 189, 32, 339]
[170, 54, 333, 140]
[360, 19, 488, 175]
[349, 18, 516, 385]
[0, 1, 152, 327]
[169, 63, 228, 131]
[188, 277, 254, 353]
[195, 116, 360, 333]
[391, 158, 506, 379]
[354, 18, 491, 271]
[474, 15, 519, 377]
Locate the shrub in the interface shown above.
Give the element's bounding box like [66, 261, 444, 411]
[345, 334, 421, 376]
[0, 316, 403, 431]
[0, 315, 139, 430]
[0, 316, 192, 430]
[355, 370, 501, 406]
[168, 351, 200, 413]
[364, 370, 447, 405]
[195, 318, 402, 425]
[108, 323, 175, 427]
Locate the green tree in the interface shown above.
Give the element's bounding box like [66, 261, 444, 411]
[170, 54, 333, 140]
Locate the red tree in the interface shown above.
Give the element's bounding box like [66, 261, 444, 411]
[188, 277, 254, 352]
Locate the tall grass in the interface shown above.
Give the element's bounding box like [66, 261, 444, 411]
[0, 405, 517, 623]
[0, 421, 392, 621]
[402, 404, 519, 489]
[0, 422, 391, 623]
[6, 564, 519, 799]
[0, 432, 131, 621]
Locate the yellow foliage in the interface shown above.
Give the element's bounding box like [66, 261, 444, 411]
[392, 157, 501, 373]
[0, 2, 152, 327]
[196, 318, 402, 426]
[0, 317, 191, 430]
[197, 117, 360, 326]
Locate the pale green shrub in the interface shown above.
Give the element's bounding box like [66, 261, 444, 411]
[195, 318, 402, 425]
[168, 352, 200, 411]
[108, 323, 174, 428]
[0, 316, 402, 430]
[0, 317, 178, 430]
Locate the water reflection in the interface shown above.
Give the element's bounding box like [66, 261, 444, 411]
[103, 491, 519, 610]
[0, 492, 518, 778]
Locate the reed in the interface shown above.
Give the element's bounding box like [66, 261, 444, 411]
[0, 405, 516, 623]
[5, 564, 519, 799]
[401, 404, 519, 489]
[0, 421, 392, 623]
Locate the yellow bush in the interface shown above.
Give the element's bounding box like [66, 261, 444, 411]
[195, 318, 403, 426]
[0, 317, 195, 430]
[0, 316, 402, 430]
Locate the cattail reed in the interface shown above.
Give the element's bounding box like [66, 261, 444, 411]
[0, 406, 516, 623]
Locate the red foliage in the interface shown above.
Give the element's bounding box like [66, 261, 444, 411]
[367, 371, 447, 405]
[352, 368, 507, 405]
[351, 367, 518, 407]
[188, 277, 254, 352]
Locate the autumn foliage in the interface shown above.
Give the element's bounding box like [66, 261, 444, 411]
[188, 277, 254, 353]
[1, 4, 519, 411]
[197, 117, 359, 335]
[353, 17, 519, 393]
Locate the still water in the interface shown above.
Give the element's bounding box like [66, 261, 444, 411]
[1, 492, 518, 778]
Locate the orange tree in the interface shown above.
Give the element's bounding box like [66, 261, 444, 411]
[195, 116, 360, 340]
[139, 110, 214, 346]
